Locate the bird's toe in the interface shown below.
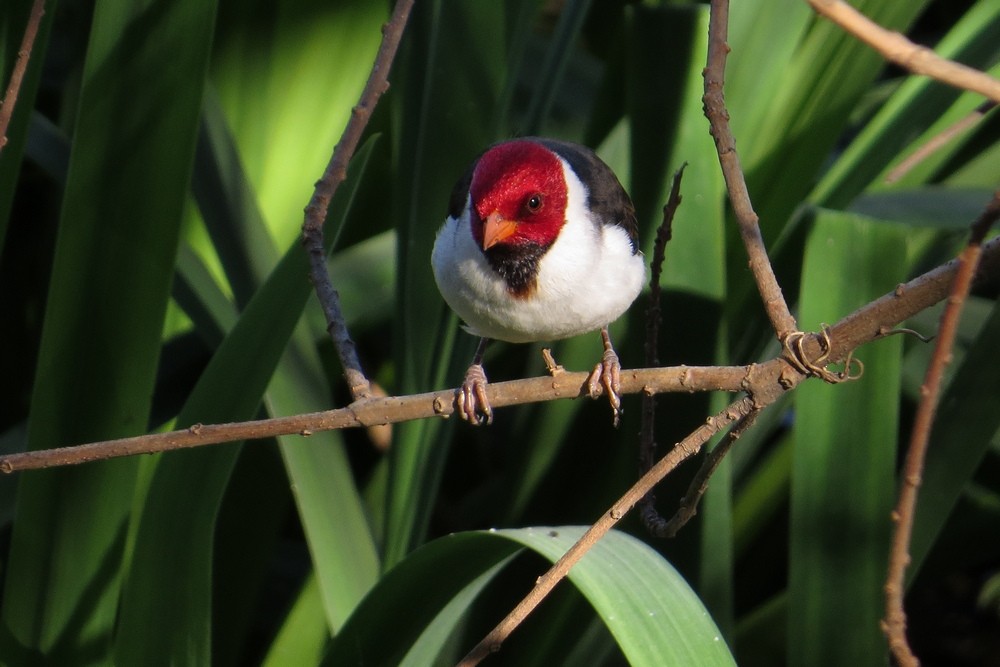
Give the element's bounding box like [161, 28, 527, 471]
[458, 363, 493, 425]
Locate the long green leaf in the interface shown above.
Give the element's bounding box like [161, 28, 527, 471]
[113, 139, 376, 664]
[810, 1, 1000, 208]
[910, 298, 1000, 575]
[270, 327, 381, 633]
[211, 0, 385, 240]
[327, 527, 735, 666]
[261, 573, 330, 667]
[789, 210, 908, 666]
[192, 94, 382, 634]
[725, 0, 813, 164]
[0, 0, 217, 662]
[386, 0, 507, 567]
[746, 0, 929, 235]
[506, 527, 735, 667]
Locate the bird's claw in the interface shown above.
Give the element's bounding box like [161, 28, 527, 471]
[587, 346, 623, 427]
[457, 363, 493, 425]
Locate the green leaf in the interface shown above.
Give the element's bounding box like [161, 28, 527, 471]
[270, 327, 381, 632]
[910, 298, 1000, 575]
[0, 0, 217, 661]
[521, 0, 593, 135]
[504, 528, 735, 667]
[789, 210, 908, 666]
[810, 1, 1000, 207]
[385, 0, 508, 567]
[211, 0, 385, 240]
[627, 4, 734, 632]
[725, 0, 813, 168]
[327, 528, 735, 666]
[114, 138, 376, 664]
[746, 0, 929, 234]
[262, 573, 330, 667]
[192, 89, 279, 306]
[193, 93, 382, 633]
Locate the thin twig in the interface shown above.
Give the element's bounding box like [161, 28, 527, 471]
[457, 395, 760, 667]
[655, 409, 760, 537]
[0, 0, 46, 152]
[301, 0, 415, 401]
[639, 164, 684, 532]
[885, 101, 997, 184]
[703, 0, 798, 342]
[807, 0, 1000, 104]
[882, 189, 1000, 666]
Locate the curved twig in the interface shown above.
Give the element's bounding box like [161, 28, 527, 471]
[882, 189, 1000, 666]
[702, 0, 798, 341]
[301, 0, 415, 401]
[807, 0, 1000, 104]
[0, 0, 46, 152]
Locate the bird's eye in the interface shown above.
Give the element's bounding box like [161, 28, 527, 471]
[525, 194, 543, 213]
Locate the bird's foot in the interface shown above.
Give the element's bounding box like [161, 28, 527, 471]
[457, 363, 493, 425]
[541, 348, 565, 376]
[587, 329, 623, 427]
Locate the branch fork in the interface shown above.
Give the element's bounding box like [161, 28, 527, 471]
[782, 326, 864, 384]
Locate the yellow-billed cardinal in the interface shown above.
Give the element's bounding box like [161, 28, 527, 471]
[432, 138, 646, 426]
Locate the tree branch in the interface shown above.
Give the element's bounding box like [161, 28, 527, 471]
[807, 0, 1000, 104]
[655, 408, 760, 538]
[0, 0, 46, 152]
[301, 0, 415, 401]
[4, 233, 996, 474]
[703, 0, 798, 341]
[885, 101, 997, 185]
[882, 189, 1000, 666]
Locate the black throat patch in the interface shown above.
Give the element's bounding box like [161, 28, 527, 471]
[484, 242, 549, 298]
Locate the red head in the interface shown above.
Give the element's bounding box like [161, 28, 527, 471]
[468, 140, 568, 251]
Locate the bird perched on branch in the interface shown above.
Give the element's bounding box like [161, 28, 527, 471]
[432, 138, 646, 426]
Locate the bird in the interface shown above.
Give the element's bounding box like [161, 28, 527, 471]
[431, 137, 646, 426]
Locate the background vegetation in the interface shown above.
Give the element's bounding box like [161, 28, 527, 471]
[0, 0, 998, 664]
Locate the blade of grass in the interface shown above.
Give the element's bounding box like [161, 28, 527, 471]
[385, 0, 506, 567]
[725, 0, 812, 165]
[192, 96, 381, 632]
[725, 0, 930, 362]
[789, 210, 908, 666]
[909, 298, 1000, 576]
[810, 2, 1000, 208]
[521, 0, 593, 135]
[192, 89, 278, 306]
[507, 527, 735, 667]
[270, 325, 381, 632]
[261, 572, 330, 667]
[327, 528, 735, 666]
[0, 0, 217, 661]
[626, 3, 734, 633]
[747, 0, 929, 235]
[114, 140, 375, 664]
[211, 0, 385, 241]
